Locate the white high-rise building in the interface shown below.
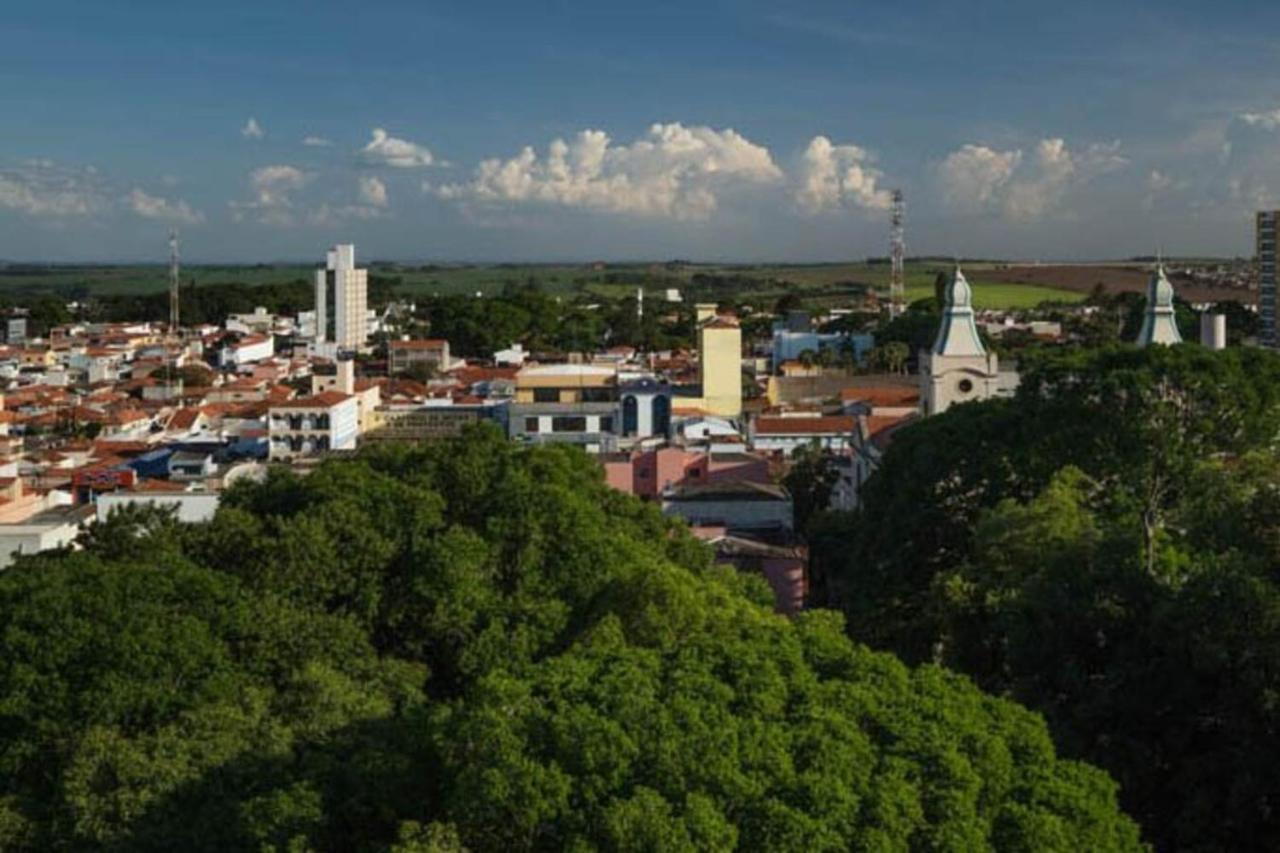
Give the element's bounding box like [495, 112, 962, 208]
[314, 244, 368, 352]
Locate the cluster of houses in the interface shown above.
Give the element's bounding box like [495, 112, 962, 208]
[0, 292, 936, 616]
[1, 249, 1194, 616]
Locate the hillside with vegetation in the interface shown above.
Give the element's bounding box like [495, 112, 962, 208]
[0, 426, 1141, 851]
[812, 345, 1280, 851]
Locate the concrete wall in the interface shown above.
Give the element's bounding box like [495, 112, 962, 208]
[96, 492, 220, 524]
[0, 522, 80, 569]
[663, 497, 792, 532]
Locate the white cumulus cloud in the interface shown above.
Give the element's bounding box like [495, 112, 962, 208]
[939, 144, 1023, 211]
[437, 122, 782, 220]
[229, 164, 310, 226]
[0, 160, 108, 217]
[794, 135, 893, 213]
[125, 188, 205, 225]
[241, 117, 265, 140]
[358, 175, 388, 208]
[362, 128, 436, 168]
[940, 138, 1126, 220]
[302, 135, 333, 147]
[1002, 138, 1077, 219]
[1147, 169, 1174, 192]
[1240, 109, 1280, 131]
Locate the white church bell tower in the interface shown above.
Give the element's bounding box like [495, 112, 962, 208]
[921, 266, 1001, 415]
[1136, 263, 1182, 347]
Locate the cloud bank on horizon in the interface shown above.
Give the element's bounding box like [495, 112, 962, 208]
[5, 1, 1280, 261]
[4, 110, 1280, 261]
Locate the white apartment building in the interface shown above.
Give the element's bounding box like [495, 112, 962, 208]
[268, 391, 359, 460]
[314, 243, 369, 353]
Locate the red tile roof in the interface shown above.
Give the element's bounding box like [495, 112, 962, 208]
[839, 386, 921, 407]
[389, 339, 448, 351]
[168, 408, 203, 430]
[755, 415, 856, 435]
[273, 391, 353, 409]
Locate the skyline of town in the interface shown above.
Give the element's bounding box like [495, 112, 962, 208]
[6, 5, 1280, 849]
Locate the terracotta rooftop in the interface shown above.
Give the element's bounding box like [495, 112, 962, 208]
[389, 339, 448, 351]
[272, 391, 353, 409]
[168, 408, 203, 431]
[755, 415, 856, 435]
[840, 386, 921, 407]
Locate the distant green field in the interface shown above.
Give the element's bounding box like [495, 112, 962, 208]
[0, 261, 1082, 310]
[905, 281, 1085, 309]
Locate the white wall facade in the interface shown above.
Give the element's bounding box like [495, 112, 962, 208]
[96, 492, 221, 524]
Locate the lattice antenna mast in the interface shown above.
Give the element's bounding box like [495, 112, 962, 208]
[168, 229, 180, 337]
[889, 189, 906, 317]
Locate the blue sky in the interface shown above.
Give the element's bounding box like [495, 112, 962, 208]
[5, 0, 1280, 262]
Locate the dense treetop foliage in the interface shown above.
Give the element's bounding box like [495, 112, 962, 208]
[415, 284, 693, 358]
[814, 344, 1280, 851]
[0, 426, 1140, 851]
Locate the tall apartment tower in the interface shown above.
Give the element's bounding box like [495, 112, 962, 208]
[1258, 211, 1278, 347]
[314, 244, 369, 351]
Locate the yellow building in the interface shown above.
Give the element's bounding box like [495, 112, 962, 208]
[690, 304, 742, 418]
[514, 364, 617, 404]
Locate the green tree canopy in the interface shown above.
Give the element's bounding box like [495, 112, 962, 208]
[816, 344, 1280, 850]
[0, 425, 1141, 851]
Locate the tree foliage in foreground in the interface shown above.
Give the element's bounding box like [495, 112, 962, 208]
[815, 344, 1280, 851]
[0, 426, 1140, 851]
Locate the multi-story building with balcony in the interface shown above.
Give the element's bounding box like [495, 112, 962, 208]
[268, 391, 358, 460]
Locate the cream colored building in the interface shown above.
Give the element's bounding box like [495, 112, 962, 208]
[685, 304, 742, 419]
[314, 244, 369, 352]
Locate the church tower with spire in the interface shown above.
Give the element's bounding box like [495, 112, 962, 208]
[920, 265, 1001, 415]
[1136, 263, 1182, 347]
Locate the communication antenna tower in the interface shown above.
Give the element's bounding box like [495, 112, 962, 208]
[889, 189, 906, 317]
[168, 229, 180, 337]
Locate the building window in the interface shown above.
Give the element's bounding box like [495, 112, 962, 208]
[525, 417, 540, 433]
[622, 395, 638, 436]
[600, 416, 614, 433]
[551, 416, 587, 433]
[958, 378, 974, 394]
[533, 388, 559, 403]
[653, 394, 671, 436]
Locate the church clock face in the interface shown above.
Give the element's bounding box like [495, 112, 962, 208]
[957, 378, 974, 394]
